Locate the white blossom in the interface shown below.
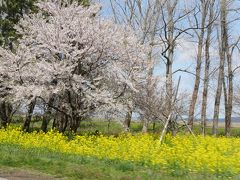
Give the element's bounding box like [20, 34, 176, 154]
[0, 0, 147, 117]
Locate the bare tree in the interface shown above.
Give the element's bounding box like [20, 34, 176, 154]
[201, 0, 216, 135]
[159, 0, 199, 135]
[212, 0, 238, 136]
[223, 5, 235, 136]
[109, 0, 198, 134]
[188, 0, 211, 130]
[162, 0, 177, 134]
[109, 0, 164, 132]
[233, 85, 240, 115]
[134, 76, 166, 133]
[212, 38, 223, 135]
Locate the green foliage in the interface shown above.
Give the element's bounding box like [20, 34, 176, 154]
[70, 0, 90, 6]
[0, 0, 38, 47]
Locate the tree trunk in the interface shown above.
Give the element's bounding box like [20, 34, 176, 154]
[41, 96, 54, 132]
[188, 1, 208, 130]
[223, 77, 231, 136]
[0, 101, 12, 127]
[41, 115, 50, 132]
[201, 1, 214, 135]
[153, 122, 156, 131]
[224, 10, 233, 136]
[23, 99, 36, 132]
[212, 57, 224, 135]
[0, 102, 8, 127]
[124, 110, 132, 132]
[63, 115, 69, 132]
[69, 113, 81, 133]
[213, 1, 226, 135]
[0, 102, 7, 127]
[142, 119, 149, 133]
[52, 117, 56, 129]
[225, 58, 233, 136]
[165, 1, 175, 135]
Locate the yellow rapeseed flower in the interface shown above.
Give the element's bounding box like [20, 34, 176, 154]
[0, 127, 239, 175]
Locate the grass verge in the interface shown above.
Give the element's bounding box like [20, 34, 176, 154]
[0, 143, 237, 180]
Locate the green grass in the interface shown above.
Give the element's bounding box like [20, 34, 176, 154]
[0, 143, 238, 180]
[10, 115, 240, 137]
[10, 114, 240, 137]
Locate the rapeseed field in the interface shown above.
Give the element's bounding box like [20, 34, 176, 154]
[0, 127, 239, 176]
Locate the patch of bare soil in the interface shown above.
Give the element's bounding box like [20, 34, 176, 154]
[0, 168, 59, 180]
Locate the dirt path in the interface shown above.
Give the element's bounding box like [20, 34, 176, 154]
[0, 168, 58, 180]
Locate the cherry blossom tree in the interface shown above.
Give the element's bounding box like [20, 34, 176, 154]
[0, 0, 147, 132]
